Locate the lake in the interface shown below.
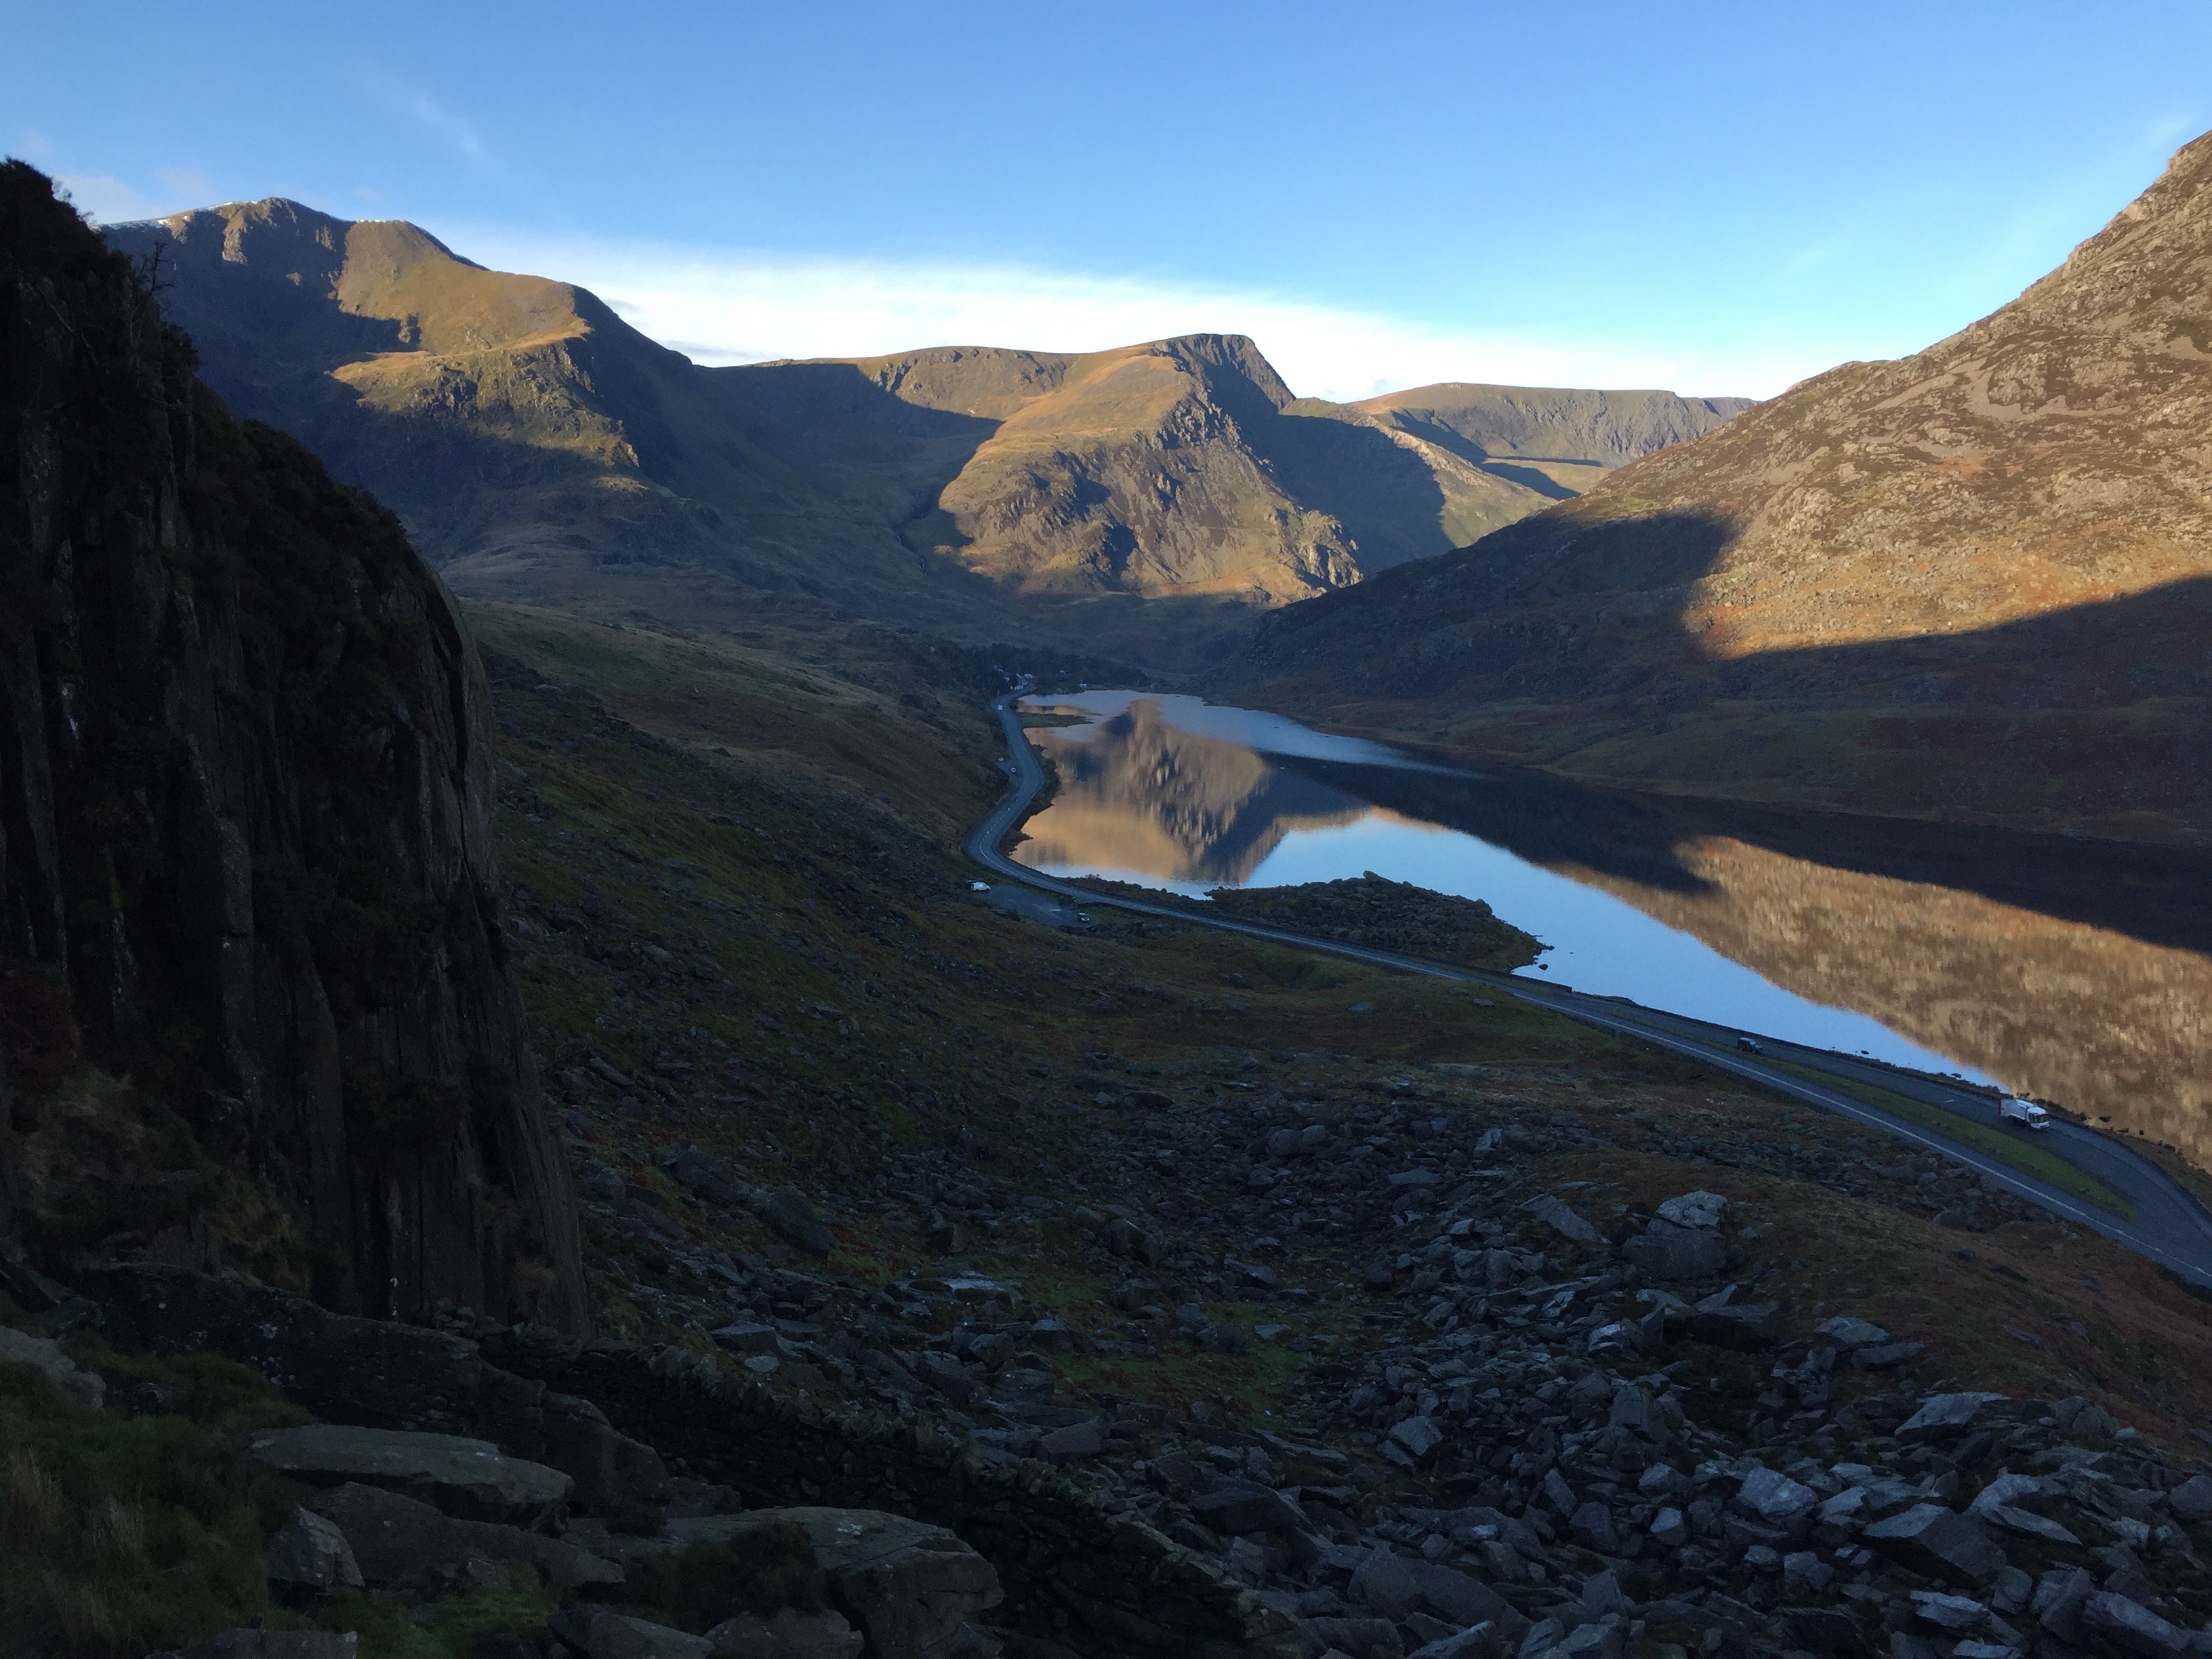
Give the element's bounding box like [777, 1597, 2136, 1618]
[1012, 690, 2212, 1165]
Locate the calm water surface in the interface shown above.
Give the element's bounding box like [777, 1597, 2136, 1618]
[1013, 691, 2212, 1158]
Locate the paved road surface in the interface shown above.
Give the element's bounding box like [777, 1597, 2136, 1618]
[968, 692, 2212, 1287]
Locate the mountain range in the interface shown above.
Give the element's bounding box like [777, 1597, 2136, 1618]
[1227, 130, 2212, 844]
[106, 198, 1744, 669]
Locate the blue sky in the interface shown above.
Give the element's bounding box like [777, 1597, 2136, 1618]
[9, 1, 2208, 398]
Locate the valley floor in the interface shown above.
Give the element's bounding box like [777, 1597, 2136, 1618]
[9, 605, 2212, 1657]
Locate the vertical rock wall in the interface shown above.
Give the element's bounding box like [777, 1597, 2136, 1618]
[0, 162, 584, 1329]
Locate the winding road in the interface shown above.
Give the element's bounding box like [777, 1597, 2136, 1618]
[968, 691, 2212, 1288]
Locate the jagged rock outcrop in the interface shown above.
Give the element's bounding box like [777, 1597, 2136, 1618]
[0, 163, 583, 1327]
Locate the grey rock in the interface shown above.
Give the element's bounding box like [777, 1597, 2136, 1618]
[1815, 1315, 1891, 1349]
[1406, 1623, 1500, 1659]
[755, 1186, 835, 1257]
[1389, 1415, 1444, 1460]
[1649, 1506, 1687, 1546]
[549, 1605, 714, 1659]
[1908, 1591, 1987, 1630]
[1351, 1548, 1422, 1619]
[1863, 1502, 2007, 1587]
[663, 1145, 747, 1208]
[266, 1504, 364, 1591]
[1965, 1472, 2040, 1517]
[577, 1160, 625, 1204]
[2034, 1565, 2096, 1641]
[541, 1391, 671, 1513]
[733, 1509, 1001, 1659]
[1189, 1482, 1305, 1535]
[2167, 1472, 2212, 1521]
[0, 1324, 105, 1410]
[1553, 1626, 1620, 1659]
[1654, 1191, 1728, 1229]
[1308, 1617, 1404, 1659]
[1736, 1467, 1818, 1525]
[1578, 1570, 1624, 1621]
[1569, 1500, 1618, 1554]
[701, 1607, 866, 1659]
[2082, 1590, 2193, 1658]
[1689, 1300, 1779, 1349]
[588, 1057, 636, 1091]
[1814, 1486, 1871, 1539]
[306, 1481, 621, 1593]
[1898, 1393, 2008, 1443]
[1407, 1562, 1525, 1642]
[1781, 1550, 1832, 1593]
[1984, 1505, 2079, 1545]
[1620, 1221, 1728, 1282]
[1521, 1195, 1598, 1243]
[245, 1425, 570, 1523]
[1849, 1341, 1924, 1370]
[1037, 1420, 1105, 1463]
[1780, 1607, 1860, 1656]
[711, 1323, 784, 1355]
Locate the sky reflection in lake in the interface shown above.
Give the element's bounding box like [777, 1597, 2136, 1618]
[1017, 691, 1996, 1081]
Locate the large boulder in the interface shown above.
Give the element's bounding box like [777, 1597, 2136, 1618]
[266, 1504, 365, 1592]
[1863, 1504, 2008, 1588]
[1620, 1221, 1728, 1282]
[740, 1509, 1002, 1659]
[81, 1267, 490, 1433]
[541, 1391, 671, 1513]
[1898, 1393, 2008, 1444]
[1189, 1482, 1308, 1536]
[548, 1606, 714, 1659]
[306, 1481, 621, 1594]
[754, 1187, 835, 1257]
[702, 1607, 867, 1659]
[247, 1425, 570, 1523]
[0, 1324, 104, 1409]
[2081, 1591, 2194, 1658]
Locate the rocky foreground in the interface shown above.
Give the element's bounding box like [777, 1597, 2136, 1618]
[22, 1057, 2212, 1659]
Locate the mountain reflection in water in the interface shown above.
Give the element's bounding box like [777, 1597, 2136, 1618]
[1015, 692, 2212, 1168]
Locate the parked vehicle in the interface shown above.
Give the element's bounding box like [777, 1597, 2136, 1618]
[1999, 1096, 2052, 1131]
[1736, 1036, 1764, 1055]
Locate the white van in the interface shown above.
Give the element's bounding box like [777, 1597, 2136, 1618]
[1999, 1096, 2051, 1131]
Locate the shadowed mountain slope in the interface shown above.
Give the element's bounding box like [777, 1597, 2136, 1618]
[107, 199, 1744, 669]
[0, 165, 584, 1326]
[1226, 130, 2212, 843]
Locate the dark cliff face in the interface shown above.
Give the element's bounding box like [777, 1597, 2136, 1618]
[0, 163, 584, 1329]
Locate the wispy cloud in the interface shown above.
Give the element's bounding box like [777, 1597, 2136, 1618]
[406, 91, 491, 164]
[359, 71, 495, 167]
[458, 232, 1835, 400]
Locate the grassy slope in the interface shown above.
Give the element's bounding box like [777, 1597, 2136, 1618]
[13, 606, 2212, 1654]
[466, 606, 2212, 1446]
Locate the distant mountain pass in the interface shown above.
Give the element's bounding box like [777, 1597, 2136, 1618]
[1225, 131, 2212, 844]
[107, 199, 1747, 668]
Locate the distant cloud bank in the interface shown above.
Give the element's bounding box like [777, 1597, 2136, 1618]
[453, 231, 1828, 402]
